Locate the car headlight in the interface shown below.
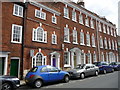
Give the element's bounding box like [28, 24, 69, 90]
[7, 78, 19, 81]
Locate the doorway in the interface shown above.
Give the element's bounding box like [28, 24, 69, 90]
[10, 59, 19, 77]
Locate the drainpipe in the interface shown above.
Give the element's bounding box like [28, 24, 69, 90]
[96, 20, 100, 61]
[20, 2, 28, 80]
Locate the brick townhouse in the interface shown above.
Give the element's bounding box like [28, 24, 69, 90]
[0, 0, 119, 79]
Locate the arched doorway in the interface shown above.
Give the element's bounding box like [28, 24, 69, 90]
[70, 48, 81, 68]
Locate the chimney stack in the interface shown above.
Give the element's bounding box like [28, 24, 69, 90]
[77, 0, 85, 7]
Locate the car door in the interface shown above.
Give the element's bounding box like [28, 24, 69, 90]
[47, 66, 60, 82]
[84, 65, 92, 76]
[39, 67, 49, 82]
[90, 65, 96, 75]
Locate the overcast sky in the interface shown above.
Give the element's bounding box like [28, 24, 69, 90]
[73, 0, 119, 34]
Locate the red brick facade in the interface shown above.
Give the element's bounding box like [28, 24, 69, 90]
[1, 1, 119, 79]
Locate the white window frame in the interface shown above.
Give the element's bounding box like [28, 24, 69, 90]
[104, 37, 108, 49]
[100, 36, 103, 48]
[32, 25, 47, 43]
[114, 30, 116, 37]
[73, 27, 78, 44]
[72, 9, 77, 22]
[86, 33, 90, 46]
[98, 22, 102, 32]
[112, 40, 115, 50]
[64, 24, 70, 43]
[80, 31, 85, 45]
[107, 26, 110, 35]
[103, 24, 106, 33]
[85, 16, 89, 27]
[115, 41, 118, 50]
[11, 24, 22, 44]
[109, 39, 111, 49]
[52, 31, 57, 44]
[87, 51, 92, 64]
[110, 27, 113, 36]
[64, 51, 71, 67]
[32, 52, 47, 67]
[79, 13, 83, 25]
[92, 34, 96, 47]
[52, 14, 57, 24]
[35, 9, 46, 20]
[13, 4, 23, 17]
[93, 52, 97, 62]
[90, 18, 94, 29]
[64, 6, 69, 19]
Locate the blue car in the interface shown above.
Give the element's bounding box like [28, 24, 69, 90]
[93, 62, 114, 74]
[109, 62, 120, 71]
[25, 65, 70, 88]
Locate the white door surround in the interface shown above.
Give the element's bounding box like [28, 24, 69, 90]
[50, 52, 60, 69]
[70, 48, 81, 69]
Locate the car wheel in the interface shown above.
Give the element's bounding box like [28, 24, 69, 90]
[80, 73, 85, 79]
[63, 75, 69, 83]
[103, 70, 107, 74]
[34, 80, 42, 88]
[2, 82, 12, 90]
[95, 71, 98, 76]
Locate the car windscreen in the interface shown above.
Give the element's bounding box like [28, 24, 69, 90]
[30, 67, 38, 72]
[74, 64, 85, 69]
[93, 62, 101, 66]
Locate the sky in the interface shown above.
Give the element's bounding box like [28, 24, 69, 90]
[73, 0, 119, 34]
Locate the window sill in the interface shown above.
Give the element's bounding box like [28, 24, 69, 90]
[52, 43, 57, 45]
[80, 43, 85, 46]
[32, 40, 47, 44]
[92, 45, 96, 47]
[86, 45, 91, 47]
[64, 41, 71, 43]
[79, 22, 84, 25]
[63, 16, 70, 20]
[72, 19, 77, 23]
[11, 41, 22, 44]
[73, 42, 78, 45]
[64, 65, 71, 68]
[13, 14, 23, 18]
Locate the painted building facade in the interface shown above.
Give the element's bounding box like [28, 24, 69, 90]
[1, 1, 119, 79]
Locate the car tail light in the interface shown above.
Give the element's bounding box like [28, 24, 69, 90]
[29, 75, 35, 78]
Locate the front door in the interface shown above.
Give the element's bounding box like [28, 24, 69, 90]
[74, 53, 77, 68]
[0, 57, 5, 75]
[53, 58, 56, 67]
[10, 59, 19, 77]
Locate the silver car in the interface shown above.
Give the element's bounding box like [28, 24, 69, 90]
[67, 64, 99, 79]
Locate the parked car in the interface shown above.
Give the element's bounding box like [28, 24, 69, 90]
[25, 65, 70, 88]
[93, 62, 114, 74]
[109, 62, 120, 71]
[0, 75, 20, 90]
[67, 64, 99, 79]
